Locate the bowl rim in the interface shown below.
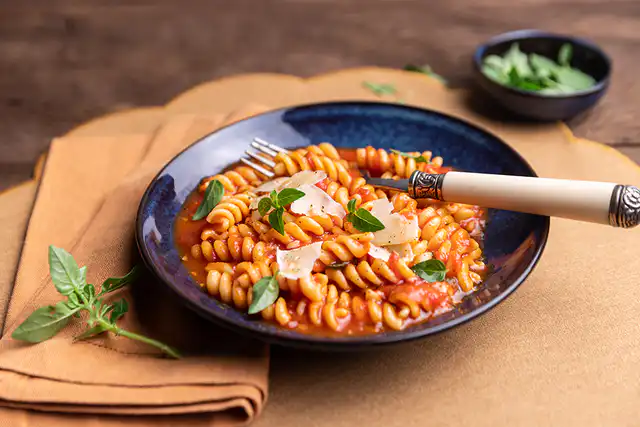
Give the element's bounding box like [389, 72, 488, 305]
[135, 100, 551, 350]
[473, 29, 612, 99]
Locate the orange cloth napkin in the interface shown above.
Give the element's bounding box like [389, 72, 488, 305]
[0, 106, 271, 426]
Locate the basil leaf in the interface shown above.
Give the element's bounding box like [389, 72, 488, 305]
[558, 43, 572, 67]
[529, 53, 560, 76]
[554, 66, 596, 91]
[347, 199, 357, 213]
[48, 246, 86, 296]
[348, 209, 385, 232]
[504, 43, 532, 78]
[326, 261, 350, 269]
[391, 149, 430, 164]
[74, 324, 108, 341]
[277, 188, 305, 207]
[481, 64, 508, 84]
[362, 81, 397, 97]
[403, 64, 447, 84]
[12, 302, 79, 343]
[269, 208, 285, 236]
[109, 299, 129, 324]
[248, 276, 279, 314]
[411, 259, 447, 282]
[258, 197, 272, 216]
[100, 266, 140, 295]
[192, 179, 224, 221]
[483, 55, 506, 72]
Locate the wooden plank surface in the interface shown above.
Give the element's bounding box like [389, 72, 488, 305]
[1, 0, 639, 191]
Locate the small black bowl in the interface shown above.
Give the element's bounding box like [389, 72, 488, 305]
[472, 29, 611, 121]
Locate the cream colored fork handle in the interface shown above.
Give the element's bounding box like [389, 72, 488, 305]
[444, 172, 615, 224]
[408, 171, 640, 228]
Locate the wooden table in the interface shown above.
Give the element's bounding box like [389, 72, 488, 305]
[2, 0, 639, 192]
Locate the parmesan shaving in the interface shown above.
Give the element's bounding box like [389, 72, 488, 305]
[252, 177, 290, 194]
[276, 242, 323, 280]
[290, 184, 346, 218]
[368, 244, 391, 261]
[368, 199, 420, 246]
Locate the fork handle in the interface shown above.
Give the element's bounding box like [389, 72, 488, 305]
[408, 171, 640, 228]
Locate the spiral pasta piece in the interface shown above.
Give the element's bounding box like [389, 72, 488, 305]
[253, 212, 341, 247]
[325, 256, 415, 290]
[356, 146, 445, 178]
[317, 233, 374, 266]
[206, 193, 254, 232]
[199, 165, 266, 194]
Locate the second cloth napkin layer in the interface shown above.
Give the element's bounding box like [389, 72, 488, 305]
[0, 106, 271, 426]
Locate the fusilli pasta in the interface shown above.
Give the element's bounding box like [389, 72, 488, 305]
[176, 143, 487, 335]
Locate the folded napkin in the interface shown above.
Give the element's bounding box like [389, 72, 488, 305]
[0, 182, 37, 333]
[0, 105, 271, 426]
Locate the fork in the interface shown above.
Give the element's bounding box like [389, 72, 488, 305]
[240, 137, 289, 178]
[240, 138, 640, 229]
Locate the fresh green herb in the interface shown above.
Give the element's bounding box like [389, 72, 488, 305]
[481, 42, 596, 94]
[192, 179, 224, 220]
[99, 266, 140, 295]
[411, 259, 447, 282]
[345, 199, 385, 233]
[12, 303, 79, 343]
[347, 199, 357, 213]
[265, 188, 305, 235]
[391, 149, 430, 164]
[277, 188, 305, 207]
[326, 261, 351, 269]
[558, 44, 572, 67]
[403, 64, 447, 84]
[362, 81, 397, 97]
[248, 274, 279, 314]
[258, 197, 273, 217]
[12, 246, 180, 358]
[269, 208, 285, 236]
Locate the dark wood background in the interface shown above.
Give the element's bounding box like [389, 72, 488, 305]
[2, 0, 639, 191]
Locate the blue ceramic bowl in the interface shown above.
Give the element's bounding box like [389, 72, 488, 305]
[136, 101, 549, 350]
[473, 29, 611, 121]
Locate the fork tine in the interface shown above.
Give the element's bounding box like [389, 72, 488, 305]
[253, 137, 291, 154]
[245, 149, 276, 168]
[240, 158, 275, 178]
[251, 141, 278, 157]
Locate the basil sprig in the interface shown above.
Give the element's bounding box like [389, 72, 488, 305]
[258, 188, 305, 235]
[248, 273, 280, 315]
[391, 149, 431, 164]
[411, 259, 447, 282]
[12, 246, 180, 359]
[346, 199, 385, 233]
[192, 179, 224, 220]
